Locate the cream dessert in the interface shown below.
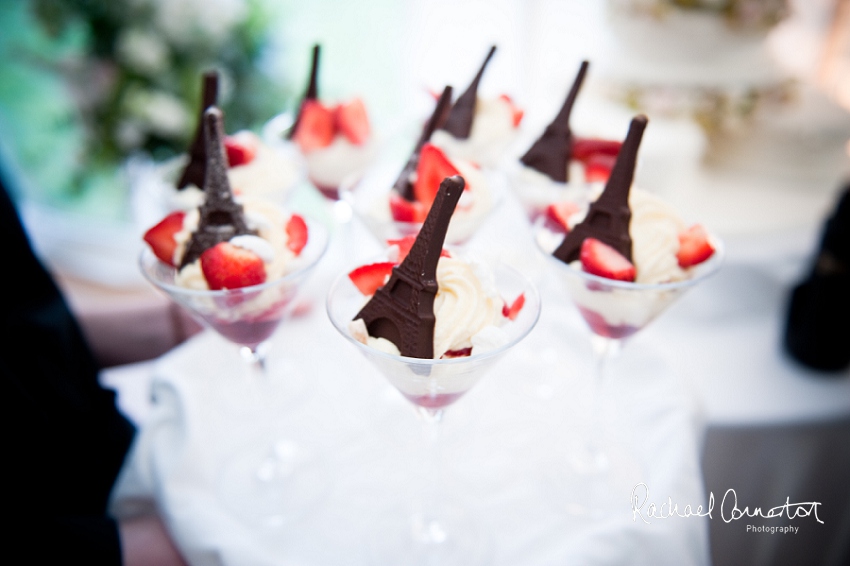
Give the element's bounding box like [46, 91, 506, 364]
[141, 106, 322, 350]
[430, 45, 523, 168]
[511, 61, 622, 220]
[328, 177, 536, 410]
[288, 44, 376, 199]
[538, 115, 719, 338]
[358, 87, 495, 245]
[348, 176, 525, 360]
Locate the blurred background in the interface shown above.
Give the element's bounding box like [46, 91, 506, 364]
[1, 0, 848, 564]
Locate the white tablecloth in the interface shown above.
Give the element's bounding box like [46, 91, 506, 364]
[107, 206, 712, 565]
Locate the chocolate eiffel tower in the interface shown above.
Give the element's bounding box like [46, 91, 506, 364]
[553, 115, 648, 264]
[520, 60, 588, 183]
[355, 176, 465, 359]
[179, 107, 254, 268]
[177, 71, 220, 190]
[287, 44, 321, 140]
[392, 85, 454, 201]
[440, 45, 497, 139]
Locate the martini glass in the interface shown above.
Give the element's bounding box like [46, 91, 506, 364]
[139, 217, 328, 374]
[536, 223, 724, 507]
[327, 261, 540, 565]
[140, 217, 330, 527]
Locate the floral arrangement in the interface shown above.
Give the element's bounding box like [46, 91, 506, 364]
[608, 0, 789, 31]
[0, 0, 285, 216]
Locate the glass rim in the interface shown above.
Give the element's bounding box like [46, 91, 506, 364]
[538, 229, 726, 292]
[325, 259, 541, 367]
[139, 216, 329, 299]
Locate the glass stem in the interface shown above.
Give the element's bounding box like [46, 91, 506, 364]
[415, 406, 447, 545]
[240, 342, 268, 374]
[586, 336, 621, 471]
[239, 342, 269, 413]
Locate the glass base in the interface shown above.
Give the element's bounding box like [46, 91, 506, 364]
[217, 435, 330, 528]
[369, 502, 491, 566]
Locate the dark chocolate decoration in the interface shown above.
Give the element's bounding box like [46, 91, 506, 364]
[355, 176, 465, 359]
[287, 44, 321, 140]
[393, 86, 454, 201]
[177, 71, 220, 190]
[180, 107, 255, 268]
[519, 60, 589, 183]
[440, 45, 497, 140]
[553, 115, 648, 264]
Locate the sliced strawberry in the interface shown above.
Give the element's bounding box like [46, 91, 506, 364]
[335, 98, 370, 145]
[580, 238, 636, 282]
[387, 235, 417, 263]
[348, 262, 395, 296]
[676, 224, 715, 268]
[143, 211, 186, 267]
[224, 132, 258, 167]
[285, 213, 309, 255]
[572, 137, 622, 161]
[200, 242, 267, 290]
[389, 194, 428, 223]
[386, 235, 450, 263]
[414, 143, 461, 207]
[293, 100, 335, 151]
[499, 94, 524, 127]
[546, 201, 582, 231]
[502, 293, 525, 321]
[442, 347, 472, 358]
[583, 153, 617, 183]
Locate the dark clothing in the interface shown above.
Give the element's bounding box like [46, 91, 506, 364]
[1, 178, 135, 563]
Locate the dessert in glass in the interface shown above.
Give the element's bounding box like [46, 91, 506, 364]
[328, 177, 540, 564]
[428, 45, 523, 168]
[140, 106, 330, 527]
[287, 44, 377, 203]
[351, 86, 502, 247]
[133, 71, 303, 227]
[141, 106, 328, 372]
[536, 115, 723, 493]
[508, 60, 623, 223]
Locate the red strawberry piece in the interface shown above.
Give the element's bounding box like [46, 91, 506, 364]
[285, 213, 309, 255]
[414, 143, 461, 207]
[224, 132, 258, 167]
[580, 238, 636, 282]
[294, 100, 335, 151]
[546, 201, 581, 231]
[387, 235, 417, 263]
[583, 153, 617, 183]
[676, 224, 715, 268]
[200, 242, 267, 290]
[572, 137, 622, 161]
[334, 98, 371, 145]
[386, 236, 450, 263]
[442, 347, 472, 358]
[389, 194, 428, 223]
[502, 293, 526, 321]
[143, 211, 186, 267]
[348, 262, 395, 296]
[499, 94, 524, 127]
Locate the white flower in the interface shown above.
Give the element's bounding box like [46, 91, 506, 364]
[124, 88, 191, 138]
[149, 0, 248, 46]
[116, 28, 170, 75]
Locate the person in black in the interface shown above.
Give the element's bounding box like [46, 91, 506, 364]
[1, 170, 184, 564]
